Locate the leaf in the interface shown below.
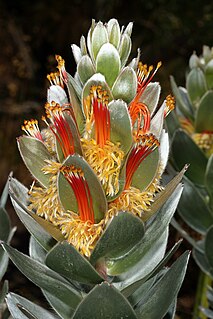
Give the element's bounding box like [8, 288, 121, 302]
[107, 184, 183, 275]
[47, 85, 68, 105]
[193, 246, 212, 276]
[29, 235, 47, 263]
[58, 154, 107, 223]
[172, 129, 208, 185]
[165, 110, 180, 138]
[2, 243, 82, 312]
[96, 43, 121, 87]
[108, 99, 133, 154]
[17, 136, 52, 188]
[72, 282, 137, 319]
[118, 34, 132, 68]
[112, 66, 137, 104]
[205, 225, 213, 269]
[42, 290, 73, 319]
[186, 68, 207, 106]
[0, 208, 10, 242]
[46, 241, 103, 284]
[195, 90, 213, 132]
[77, 55, 95, 84]
[177, 177, 213, 234]
[90, 212, 145, 265]
[91, 21, 109, 60]
[9, 177, 63, 251]
[6, 292, 59, 319]
[135, 251, 190, 319]
[205, 154, 213, 208]
[140, 82, 161, 115]
[107, 18, 120, 49]
[0, 280, 8, 305]
[205, 59, 213, 89]
[0, 176, 10, 208]
[149, 100, 165, 139]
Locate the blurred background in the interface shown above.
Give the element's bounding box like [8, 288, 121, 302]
[0, 0, 212, 317]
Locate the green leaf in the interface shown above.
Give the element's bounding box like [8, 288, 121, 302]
[131, 148, 159, 192]
[178, 177, 213, 234]
[186, 68, 207, 106]
[193, 246, 212, 276]
[165, 110, 180, 138]
[72, 282, 137, 319]
[47, 85, 68, 105]
[0, 208, 10, 242]
[119, 34, 132, 68]
[71, 44, 82, 64]
[205, 225, 213, 269]
[200, 307, 213, 319]
[77, 55, 95, 84]
[17, 136, 52, 188]
[6, 292, 58, 319]
[0, 176, 10, 208]
[149, 101, 165, 138]
[46, 241, 103, 284]
[195, 90, 213, 132]
[140, 82, 161, 115]
[42, 290, 72, 319]
[91, 21, 109, 60]
[205, 59, 213, 89]
[135, 251, 190, 319]
[0, 280, 8, 305]
[96, 43, 121, 87]
[2, 243, 82, 311]
[172, 129, 208, 185]
[58, 154, 107, 223]
[112, 66, 137, 104]
[107, 184, 183, 275]
[29, 235, 47, 263]
[90, 212, 145, 265]
[9, 177, 63, 251]
[107, 19, 120, 49]
[170, 76, 194, 120]
[205, 154, 213, 208]
[108, 99, 133, 154]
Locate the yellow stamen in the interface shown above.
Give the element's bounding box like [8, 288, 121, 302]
[81, 138, 124, 197]
[193, 132, 213, 155]
[21, 119, 43, 141]
[165, 95, 175, 117]
[47, 71, 64, 88]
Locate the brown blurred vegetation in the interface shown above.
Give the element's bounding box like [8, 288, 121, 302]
[0, 0, 212, 317]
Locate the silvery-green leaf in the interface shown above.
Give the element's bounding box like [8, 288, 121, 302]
[195, 90, 213, 132]
[66, 72, 82, 99]
[205, 59, 213, 89]
[18, 136, 52, 188]
[107, 18, 120, 48]
[47, 85, 68, 105]
[186, 68, 207, 106]
[149, 100, 165, 139]
[80, 35, 87, 56]
[112, 66, 137, 104]
[96, 43, 121, 87]
[203, 45, 212, 63]
[140, 82, 161, 115]
[119, 34, 131, 68]
[205, 155, 213, 209]
[108, 99, 132, 154]
[77, 55, 95, 84]
[29, 235, 47, 263]
[0, 175, 10, 208]
[158, 130, 169, 175]
[58, 154, 107, 223]
[128, 48, 140, 71]
[124, 22, 133, 37]
[82, 73, 113, 104]
[91, 21, 109, 60]
[71, 44, 82, 64]
[189, 52, 200, 69]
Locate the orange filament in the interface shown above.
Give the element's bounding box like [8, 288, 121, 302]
[125, 133, 160, 189]
[43, 102, 75, 158]
[129, 102, 151, 134]
[61, 166, 95, 223]
[164, 95, 175, 117]
[47, 71, 64, 88]
[90, 86, 110, 148]
[21, 119, 43, 141]
[55, 55, 68, 84]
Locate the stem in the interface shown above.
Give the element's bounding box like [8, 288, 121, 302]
[193, 270, 212, 319]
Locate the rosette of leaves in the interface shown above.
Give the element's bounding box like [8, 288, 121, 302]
[167, 45, 213, 276]
[1, 19, 189, 318]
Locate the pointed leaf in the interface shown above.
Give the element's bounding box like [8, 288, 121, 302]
[72, 282, 137, 319]
[47, 85, 68, 105]
[91, 22, 109, 60]
[107, 18, 120, 49]
[165, 110, 181, 138]
[96, 43, 121, 87]
[6, 293, 58, 319]
[107, 184, 183, 275]
[178, 177, 213, 234]
[205, 154, 213, 208]
[119, 34, 131, 68]
[135, 251, 190, 319]
[193, 246, 212, 276]
[108, 99, 132, 154]
[195, 90, 213, 132]
[149, 100, 165, 138]
[0, 208, 10, 242]
[58, 154, 107, 223]
[205, 59, 213, 89]
[205, 225, 213, 268]
[140, 82, 161, 115]
[18, 136, 52, 188]
[77, 55, 95, 84]
[2, 243, 82, 310]
[29, 235, 47, 263]
[90, 212, 145, 265]
[112, 66, 137, 104]
[0, 176, 10, 208]
[71, 44, 82, 64]
[186, 68, 207, 106]
[172, 129, 208, 185]
[42, 290, 73, 319]
[46, 241, 103, 284]
[0, 280, 8, 305]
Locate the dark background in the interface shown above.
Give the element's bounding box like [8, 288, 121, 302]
[0, 1, 212, 317]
